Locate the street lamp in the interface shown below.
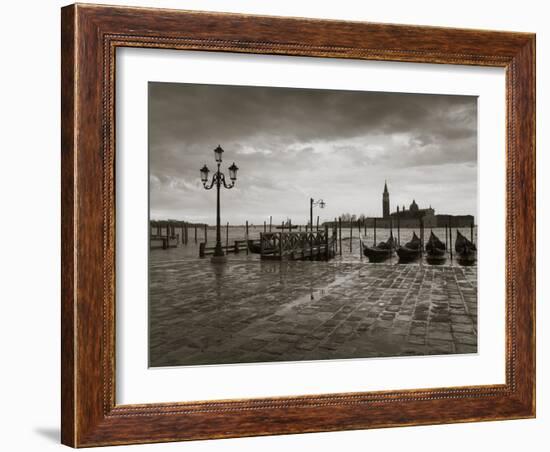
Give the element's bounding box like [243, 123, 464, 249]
[310, 198, 326, 231]
[200, 145, 239, 263]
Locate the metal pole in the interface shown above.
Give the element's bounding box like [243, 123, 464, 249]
[213, 165, 224, 257]
[374, 217, 377, 245]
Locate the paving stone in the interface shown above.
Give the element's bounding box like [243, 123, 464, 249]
[428, 330, 453, 341]
[453, 332, 477, 345]
[408, 335, 426, 345]
[456, 343, 478, 354]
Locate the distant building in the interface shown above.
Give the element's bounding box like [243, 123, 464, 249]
[362, 182, 475, 228]
[391, 199, 434, 221]
[382, 181, 390, 219]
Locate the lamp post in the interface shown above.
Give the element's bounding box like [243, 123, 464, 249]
[200, 145, 239, 263]
[310, 198, 326, 230]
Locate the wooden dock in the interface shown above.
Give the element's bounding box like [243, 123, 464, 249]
[199, 240, 248, 257]
[259, 228, 337, 261]
[150, 235, 178, 249]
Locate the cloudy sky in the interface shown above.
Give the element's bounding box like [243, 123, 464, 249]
[149, 82, 477, 225]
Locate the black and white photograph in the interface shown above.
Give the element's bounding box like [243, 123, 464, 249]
[148, 82, 478, 367]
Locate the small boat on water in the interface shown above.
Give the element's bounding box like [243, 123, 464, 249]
[425, 231, 447, 265]
[362, 233, 396, 263]
[455, 230, 477, 266]
[275, 225, 299, 230]
[397, 232, 422, 263]
[247, 239, 262, 253]
[247, 239, 275, 254]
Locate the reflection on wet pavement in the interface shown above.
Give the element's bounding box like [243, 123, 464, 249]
[149, 254, 477, 367]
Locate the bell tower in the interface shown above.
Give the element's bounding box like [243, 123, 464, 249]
[383, 180, 390, 219]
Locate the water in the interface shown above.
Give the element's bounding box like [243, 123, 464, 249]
[150, 225, 477, 267]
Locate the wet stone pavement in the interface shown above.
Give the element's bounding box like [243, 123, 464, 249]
[149, 256, 477, 367]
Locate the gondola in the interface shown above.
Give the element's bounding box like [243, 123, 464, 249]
[247, 239, 262, 254]
[247, 239, 274, 255]
[425, 231, 447, 265]
[397, 232, 422, 263]
[455, 230, 477, 266]
[362, 233, 396, 263]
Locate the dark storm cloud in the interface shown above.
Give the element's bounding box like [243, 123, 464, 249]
[149, 82, 477, 224]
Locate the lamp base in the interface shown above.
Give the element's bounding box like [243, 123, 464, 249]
[210, 255, 227, 264]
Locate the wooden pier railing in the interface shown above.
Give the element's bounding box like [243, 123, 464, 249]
[199, 240, 248, 257]
[150, 235, 178, 249]
[259, 227, 337, 261]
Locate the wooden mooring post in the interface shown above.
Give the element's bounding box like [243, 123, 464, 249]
[471, 220, 474, 244]
[373, 217, 377, 245]
[418, 217, 424, 256]
[325, 224, 330, 260]
[338, 217, 342, 256]
[204, 224, 208, 243]
[449, 221, 453, 261]
[316, 216, 319, 231]
[445, 224, 448, 250]
[264, 221, 266, 233]
[245, 220, 249, 255]
[194, 225, 197, 244]
[349, 220, 353, 252]
[358, 221, 363, 260]
[397, 215, 401, 246]
[226, 222, 229, 249]
[269, 216, 272, 232]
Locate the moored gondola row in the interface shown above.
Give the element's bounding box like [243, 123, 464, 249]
[361, 230, 476, 266]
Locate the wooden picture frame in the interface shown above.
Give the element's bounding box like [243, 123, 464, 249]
[61, 3, 535, 447]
